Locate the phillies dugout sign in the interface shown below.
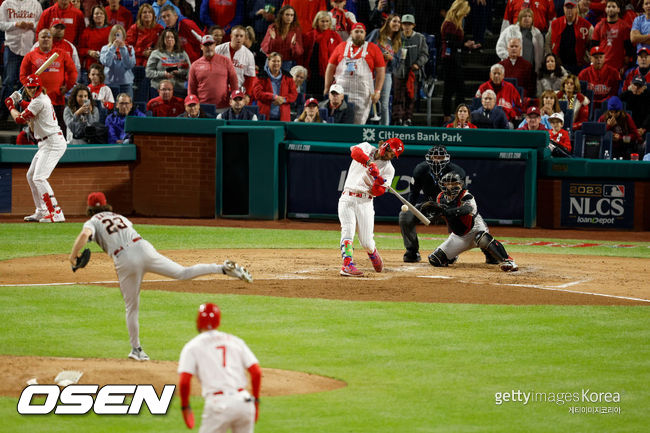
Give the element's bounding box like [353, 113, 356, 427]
[286, 152, 526, 222]
[560, 181, 634, 229]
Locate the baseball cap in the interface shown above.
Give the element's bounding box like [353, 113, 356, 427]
[526, 106, 540, 117]
[590, 46, 604, 56]
[201, 34, 215, 45]
[631, 75, 646, 86]
[549, 112, 564, 123]
[401, 14, 415, 24]
[350, 22, 366, 32]
[304, 97, 319, 107]
[329, 83, 344, 94]
[638, 47, 650, 56]
[51, 18, 66, 28]
[607, 96, 623, 111]
[184, 94, 199, 105]
[87, 192, 107, 207]
[230, 89, 245, 100]
[564, 0, 577, 6]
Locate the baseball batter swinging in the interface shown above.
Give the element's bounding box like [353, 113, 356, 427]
[339, 137, 404, 277]
[423, 172, 518, 272]
[178, 302, 262, 433]
[5, 74, 66, 222]
[69, 192, 253, 361]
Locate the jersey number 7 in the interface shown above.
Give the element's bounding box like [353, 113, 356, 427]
[216, 345, 226, 367]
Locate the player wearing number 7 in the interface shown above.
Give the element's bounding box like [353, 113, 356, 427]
[69, 192, 253, 361]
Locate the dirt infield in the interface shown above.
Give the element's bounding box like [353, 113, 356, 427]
[1, 219, 648, 399]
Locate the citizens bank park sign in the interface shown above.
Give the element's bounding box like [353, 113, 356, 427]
[561, 181, 634, 229]
[361, 128, 464, 145]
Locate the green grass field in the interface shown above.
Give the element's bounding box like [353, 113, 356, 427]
[1, 223, 649, 432]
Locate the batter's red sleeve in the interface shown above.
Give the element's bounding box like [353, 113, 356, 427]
[350, 146, 369, 165]
[15, 109, 34, 125]
[178, 372, 193, 407]
[248, 363, 262, 399]
[370, 176, 386, 196]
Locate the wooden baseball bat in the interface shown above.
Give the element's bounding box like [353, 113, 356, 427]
[387, 185, 431, 226]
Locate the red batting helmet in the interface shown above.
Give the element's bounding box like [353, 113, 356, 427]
[197, 303, 221, 332]
[379, 137, 404, 158]
[24, 74, 43, 97]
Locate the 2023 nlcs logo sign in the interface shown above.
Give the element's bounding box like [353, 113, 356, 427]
[563, 182, 632, 228]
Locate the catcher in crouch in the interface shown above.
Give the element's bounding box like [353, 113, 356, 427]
[69, 192, 253, 361]
[422, 172, 518, 272]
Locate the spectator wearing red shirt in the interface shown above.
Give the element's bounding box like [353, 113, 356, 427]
[546, 0, 594, 74]
[475, 63, 523, 123]
[147, 79, 185, 116]
[598, 95, 642, 159]
[556, 74, 591, 130]
[20, 29, 78, 133]
[105, 0, 133, 29]
[499, 36, 535, 98]
[302, 10, 342, 97]
[324, 23, 386, 124]
[517, 106, 548, 130]
[159, 4, 203, 62]
[200, 0, 244, 34]
[188, 35, 238, 109]
[548, 111, 573, 155]
[502, 0, 556, 33]
[78, 5, 112, 71]
[37, 0, 85, 45]
[261, 5, 304, 71]
[578, 46, 621, 103]
[126, 3, 163, 67]
[281, 0, 327, 35]
[592, 0, 633, 73]
[445, 103, 477, 128]
[622, 46, 650, 89]
[253, 51, 298, 121]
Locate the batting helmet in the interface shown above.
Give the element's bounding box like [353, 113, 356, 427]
[425, 146, 449, 177]
[197, 303, 221, 332]
[440, 172, 464, 200]
[379, 137, 404, 158]
[23, 74, 43, 97]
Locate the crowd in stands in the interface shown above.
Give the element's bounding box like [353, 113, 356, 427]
[0, 0, 649, 159]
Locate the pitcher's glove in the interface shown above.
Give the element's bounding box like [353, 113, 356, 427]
[71, 248, 91, 272]
[421, 201, 448, 218]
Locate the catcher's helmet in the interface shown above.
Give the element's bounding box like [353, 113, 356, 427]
[425, 146, 449, 177]
[440, 172, 464, 200]
[197, 303, 221, 332]
[379, 137, 404, 158]
[23, 74, 43, 97]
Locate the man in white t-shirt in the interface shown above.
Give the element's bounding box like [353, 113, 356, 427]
[69, 192, 253, 361]
[178, 302, 262, 432]
[214, 25, 256, 96]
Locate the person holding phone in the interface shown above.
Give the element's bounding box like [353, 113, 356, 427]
[100, 24, 136, 98]
[64, 84, 103, 144]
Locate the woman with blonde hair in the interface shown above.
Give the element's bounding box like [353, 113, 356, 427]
[100, 25, 136, 99]
[126, 3, 163, 67]
[261, 5, 303, 71]
[441, 0, 479, 123]
[303, 11, 342, 97]
[556, 74, 590, 131]
[496, 8, 544, 74]
[295, 98, 325, 123]
[367, 14, 401, 125]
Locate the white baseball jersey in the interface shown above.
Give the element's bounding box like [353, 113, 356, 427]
[178, 330, 258, 398]
[26, 92, 62, 140]
[343, 141, 395, 194]
[0, 0, 42, 56]
[214, 42, 255, 89]
[83, 211, 140, 255]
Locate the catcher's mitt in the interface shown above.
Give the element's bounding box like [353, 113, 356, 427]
[420, 201, 447, 218]
[71, 248, 91, 272]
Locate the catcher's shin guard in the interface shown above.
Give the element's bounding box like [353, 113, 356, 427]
[428, 248, 451, 267]
[475, 232, 509, 263]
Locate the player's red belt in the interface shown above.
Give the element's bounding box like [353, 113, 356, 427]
[113, 237, 143, 256]
[343, 190, 373, 200]
[213, 388, 244, 395]
[37, 131, 63, 142]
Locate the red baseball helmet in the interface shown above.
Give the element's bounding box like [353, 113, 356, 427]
[23, 74, 43, 97]
[379, 137, 404, 158]
[197, 303, 221, 332]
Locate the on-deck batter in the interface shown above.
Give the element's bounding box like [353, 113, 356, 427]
[69, 192, 253, 361]
[338, 138, 404, 277]
[178, 302, 262, 433]
[426, 172, 518, 272]
[5, 74, 66, 222]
